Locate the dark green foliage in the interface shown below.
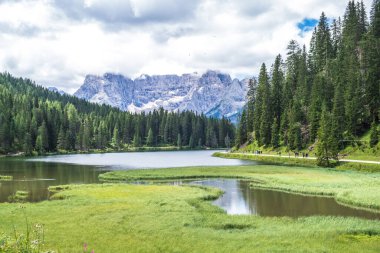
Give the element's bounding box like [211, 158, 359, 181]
[146, 128, 154, 147]
[255, 64, 272, 146]
[0, 73, 235, 154]
[369, 121, 379, 147]
[236, 109, 248, 146]
[177, 133, 182, 149]
[240, 1, 380, 166]
[315, 106, 339, 167]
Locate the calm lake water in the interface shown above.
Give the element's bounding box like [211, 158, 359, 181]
[0, 151, 379, 220]
[0, 151, 251, 202]
[191, 179, 380, 220]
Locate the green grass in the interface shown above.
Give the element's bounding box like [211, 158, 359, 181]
[100, 165, 380, 211]
[1, 183, 380, 252]
[214, 152, 380, 172]
[0, 175, 13, 181]
[8, 191, 29, 203]
[214, 152, 319, 167]
[237, 127, 380, 162]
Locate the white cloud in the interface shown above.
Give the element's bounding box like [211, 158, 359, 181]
[0, 0, 373, 93]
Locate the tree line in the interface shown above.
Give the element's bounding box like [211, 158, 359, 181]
[237, 0, 380, 166]
[0, 73, 235, 155]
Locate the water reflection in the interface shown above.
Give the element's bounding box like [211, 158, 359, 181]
[30, 150, 252, 169]
[0, 159, 104, 202]
[191, 179, 380, 220]
[0, 151, 252, 202]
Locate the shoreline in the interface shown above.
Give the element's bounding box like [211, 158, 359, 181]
[0, 147, 227, 159]
[213, 152, 380, 172]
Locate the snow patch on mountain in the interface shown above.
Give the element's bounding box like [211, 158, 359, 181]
[74, 70, 252, 123]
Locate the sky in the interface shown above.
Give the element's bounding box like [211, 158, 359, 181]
[0, 0, 373, 94]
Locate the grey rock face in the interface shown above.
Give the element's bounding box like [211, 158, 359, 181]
[74, 70, 252, 122]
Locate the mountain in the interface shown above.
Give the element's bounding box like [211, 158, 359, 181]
[48, 87, 66, 95]
[74, 70, 251, 122]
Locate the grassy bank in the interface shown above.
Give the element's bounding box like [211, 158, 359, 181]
[100, 165, 380, 211]
[1, 183, 380, 252]
[236, 128, 380, 163]
[0, 175, 12, 181]
[214, 152, 380, 172]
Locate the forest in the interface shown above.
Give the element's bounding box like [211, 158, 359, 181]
[236, 0, 380, 166]
[0, 73, 235, 155]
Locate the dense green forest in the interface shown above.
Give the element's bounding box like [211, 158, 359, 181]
[237, 0, 380, 166]
[0, 73, 234, 155]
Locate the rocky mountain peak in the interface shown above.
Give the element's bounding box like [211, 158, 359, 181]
[74, 70, 253, 123]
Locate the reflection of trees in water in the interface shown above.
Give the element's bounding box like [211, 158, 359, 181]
[237, 180, 380, 220]
[0, 160, 101, 202]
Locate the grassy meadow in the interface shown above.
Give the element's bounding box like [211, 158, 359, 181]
[1, 163, 380, 252]
[0, 183, 380, 253]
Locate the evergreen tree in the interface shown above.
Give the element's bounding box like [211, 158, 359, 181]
[369, 121, 379, 147]
[246, 78, 256, 133]
[271, 55, 284, 124]
[189, 134, 195, 149]
[271, 117, 280, 148]
[256, 63, 272, 146]
[315, 106, 339, 167]
[177, 133, 182, 149]
[112, 126, 120, 149]
[224, 134, 231, 149]
[57, 126, 66, 150]
[236, 109, 247, 146]
[331, 82, 346, 149]
[147, 128, 154, 147]
[23, 133, 33, 155]
[36, 121, 48, 153]
[133, 132, 141, 147]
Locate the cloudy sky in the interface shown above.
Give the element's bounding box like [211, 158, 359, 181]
[0, 0, 373, 93]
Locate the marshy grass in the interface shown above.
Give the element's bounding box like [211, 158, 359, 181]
[0, 175, 13, 181]
[8, 191, 29, 203]
[100, 164, 380, 212]
[0, 184, 380, 252]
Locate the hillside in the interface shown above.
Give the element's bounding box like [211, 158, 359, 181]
[236, 1, 380, 166]
[0, 73, 235, 155]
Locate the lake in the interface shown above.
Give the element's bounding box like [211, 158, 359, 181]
[0, 150, 251, 202]
[191, 179, 380, 220]
[0, 151, 379, 220]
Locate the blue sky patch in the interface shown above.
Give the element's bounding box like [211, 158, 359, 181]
[297, 18, 318, 36]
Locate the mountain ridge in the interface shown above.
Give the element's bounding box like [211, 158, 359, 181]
[74, 70, 251, 122]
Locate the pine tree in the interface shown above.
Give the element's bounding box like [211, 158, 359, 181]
[271, 55, 284, 124]
[256, 63, 272, 146]
[147, 128, 154, 147]
[315, 12, 333, 72]
[211, 131, 218, 148]
[177, 133, 182, 149]
[369, 121, 379, 147]
[133, 132, 141, 147]
[198, 138, 202, 148]
[315, 106, 339, 167]
[189, 134, 195, 149]
[23, 133, 33, 155]
[36, 121, 49, 153]
[224, 134, 231, 149]
[331, 82, 346, 149]
[82, 118, 91, 151]
[57, 126, 66, 150]
[246, 78, 256, 133]
[271, 117, 280, 148]
[112, 127, 120, 149]
[236, 109, 247, 146]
